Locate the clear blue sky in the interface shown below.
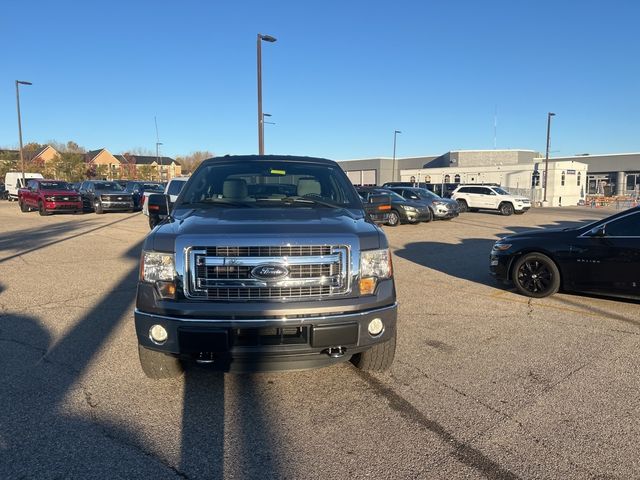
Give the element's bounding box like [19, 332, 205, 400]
[1, 0, 639, 159]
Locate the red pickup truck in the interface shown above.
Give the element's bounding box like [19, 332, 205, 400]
[18, 179, 83, 216]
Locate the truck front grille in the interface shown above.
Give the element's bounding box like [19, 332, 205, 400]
[185, 245, 350, 301]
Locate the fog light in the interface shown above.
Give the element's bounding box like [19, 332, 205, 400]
[368, 318, 384, 336]
[149, 324, 168, 345]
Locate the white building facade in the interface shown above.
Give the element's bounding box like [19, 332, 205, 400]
[400, 151, 588, 207]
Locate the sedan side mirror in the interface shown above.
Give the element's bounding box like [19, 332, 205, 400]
[147, 193, 170, 216]
[365, 193, 392, 225]
[589, 225, 606, 237]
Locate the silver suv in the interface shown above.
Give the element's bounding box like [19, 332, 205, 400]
[451, 185, 531, 216]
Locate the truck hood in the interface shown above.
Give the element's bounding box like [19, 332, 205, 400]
[39, 190, 80, 196]
[150, 207, 386, 252]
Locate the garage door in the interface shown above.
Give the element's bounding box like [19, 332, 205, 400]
[346, 171, 362, 185]
[361, 170, 376, 186]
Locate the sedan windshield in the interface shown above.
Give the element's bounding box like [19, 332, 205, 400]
[40, 181, 71, 190]
[178, 160, 361, 209]
[414, 188, 441, 200]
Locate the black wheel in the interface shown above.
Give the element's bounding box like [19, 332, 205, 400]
[457, 199, 468, 212]
[138, 344, 184, 379]
[499, 202, 514, 216]
[386, 210, 400, 227]
[351, 332, 396, 372]
[19, 201, 29, 212]
[512, 253, 560, 298]
[38, 201, 50, 216]
[423, 208, 433, 223]
[514, 210, 526, 215]
[94, 200, 104, 214]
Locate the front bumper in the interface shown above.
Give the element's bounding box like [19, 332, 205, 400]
[135, 303, 397, 371]
[404, 208, 431, 222]
[44, 201, 83, 211]
[101, 201, 134, 211]
[433, 206, 459, 219]
[489, 252, 513, 283]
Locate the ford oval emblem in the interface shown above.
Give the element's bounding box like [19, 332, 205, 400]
[251, 264, 289, 281]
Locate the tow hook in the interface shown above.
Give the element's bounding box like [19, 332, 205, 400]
[324, 346, 347, 358]
[195, 352, 215, 364]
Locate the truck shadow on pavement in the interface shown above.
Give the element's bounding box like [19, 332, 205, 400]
[0, 235, 282, 478]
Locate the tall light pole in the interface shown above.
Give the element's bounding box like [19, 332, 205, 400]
[392, 130, 402, 182]
[257, 33, 277, 155]
[156, 142, 163, 181]
[543, 112, 556, 204]
[15, 80, 32, 187]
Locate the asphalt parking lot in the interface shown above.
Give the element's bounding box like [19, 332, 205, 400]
[1, 202, 638, 479]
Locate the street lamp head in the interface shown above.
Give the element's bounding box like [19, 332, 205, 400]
[263, 113, 272, 117]
[17, 80, 32, 86]
[259, 34, 277, 43]
[548, 112, 556, 117]
[394, 130, 402, 134]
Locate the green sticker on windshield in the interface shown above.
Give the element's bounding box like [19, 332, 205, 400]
[270, 169, 286, 175]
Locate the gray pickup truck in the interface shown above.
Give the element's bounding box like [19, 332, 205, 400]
[135, 155, 397, 378]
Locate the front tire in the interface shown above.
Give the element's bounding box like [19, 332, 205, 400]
[94, 200, 104, 214]
[138, 344, 184, 379]
[512, 253, 561, 298]
[19, 201, 29, 212]
[351, 333, 396, 372]
[457, 199, 468, 212]
[499, 202, 514, 216]
[387, 210, 400, 227]
[423, 208, 433, 223]
[38, 201, 50, 216]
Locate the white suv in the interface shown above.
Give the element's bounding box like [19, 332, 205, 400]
[451, 185, 531, 216]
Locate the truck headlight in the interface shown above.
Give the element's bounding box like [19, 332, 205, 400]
[45, 196, 55, 201]
[359, 249, 393, 295]
[141, 252, 175, 282]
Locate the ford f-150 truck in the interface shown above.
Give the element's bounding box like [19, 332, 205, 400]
[136, 155, 397, 378]
[18, 179, 83, 215]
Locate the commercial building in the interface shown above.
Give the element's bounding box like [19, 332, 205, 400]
[338, 156, 437, 186]
[550, 153, 640, 196]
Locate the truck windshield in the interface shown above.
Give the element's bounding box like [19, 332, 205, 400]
[95, 182, 123, 191]
[40, 181, 72, 190]
[178, 160, 360, 209]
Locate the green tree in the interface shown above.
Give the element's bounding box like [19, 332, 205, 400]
[138, 165, 155, 181]
[0, 150, 19, 180]
[45, 153, 86, 181]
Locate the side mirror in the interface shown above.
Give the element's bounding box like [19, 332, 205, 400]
[589, 225, 606, 237]
[148, 193, 170, 216]
[365, 193, 392, 225]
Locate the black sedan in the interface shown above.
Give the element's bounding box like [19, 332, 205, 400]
[490, 207, 640, 299]
[356, 187, 431, 226]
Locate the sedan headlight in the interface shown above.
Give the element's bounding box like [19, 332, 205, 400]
[433, 201, 448, 207]
[141, 252, 175, 282]
[359, 249, 393, 295]
[402, 205, 417, 212]
[492, 243, 512, 252]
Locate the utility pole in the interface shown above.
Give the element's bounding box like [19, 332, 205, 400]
[15, 80, 32, 187]
[543, 112, 556, 205]
[257, 33, 277, 155]
[392, 130, 402, 182]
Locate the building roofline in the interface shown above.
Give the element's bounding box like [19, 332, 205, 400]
[540, 152, 640, 159]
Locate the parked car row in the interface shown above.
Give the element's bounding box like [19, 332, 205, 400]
[356, 186, 460, 226]
[12, 175, 184, 216]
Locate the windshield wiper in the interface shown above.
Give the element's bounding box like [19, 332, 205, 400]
[280, 196, 342, 209]
[182, 199, 256, 208]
